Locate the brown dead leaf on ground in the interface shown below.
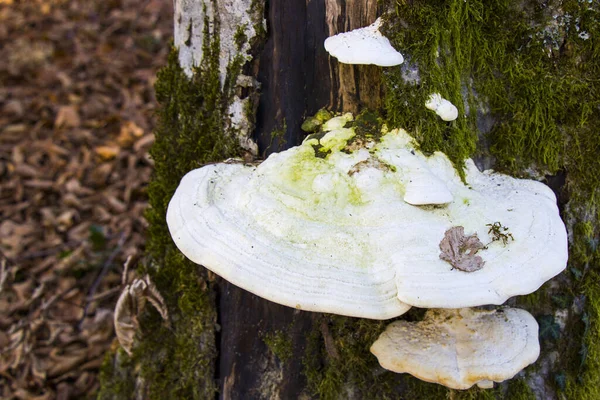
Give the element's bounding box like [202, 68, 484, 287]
[54, 106, 81, 129]
[0, 0, 173, 397]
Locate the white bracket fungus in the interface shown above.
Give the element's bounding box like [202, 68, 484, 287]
[324, 18, 404, 67]
[425, 93, 459, 121]
[370, 308, 540, 390]
[167, 113, 567, 318]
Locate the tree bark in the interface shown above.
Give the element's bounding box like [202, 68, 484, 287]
[218, 1, 388, 398]
[254, 0, 384, 154]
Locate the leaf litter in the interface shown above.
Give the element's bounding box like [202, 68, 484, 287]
[0, 0, 172, 397]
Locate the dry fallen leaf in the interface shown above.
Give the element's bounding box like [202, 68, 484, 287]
[54, 106, 81, 129]
[117, 121, 144, 147]
[94, 145, 120, 161]
[114, 274, 169, 355]
[439, 226, 485, 272]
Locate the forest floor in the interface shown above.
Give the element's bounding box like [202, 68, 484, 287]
[0, 0, 172, 397]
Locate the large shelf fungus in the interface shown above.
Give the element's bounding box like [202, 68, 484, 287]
[324, 18, 404, 67]
[167, 112, 567, 318]
[370, 308, 540, 390]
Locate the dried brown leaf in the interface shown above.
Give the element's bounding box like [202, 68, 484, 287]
[4, 100, 25, 118]
[114, 274, 169, 355]
[117, 121, 144, 147]
[94, 145, 120, 161]
[439, 226, 485, 272]
[47, 348, 88, 377]
[54, 106, 81, 129]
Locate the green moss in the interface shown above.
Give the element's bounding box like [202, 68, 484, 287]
[97, 347, 136, 400]
[265, 119, 288, 153]
[504, 378, 536, 400]
[303, 316, 402, 400]
[315, 109, 333, 123]
[565, 251, 600, 400]
[137, 36, 239, 400]
[301, 117, 323, 133]
[383, 0, 593, 176]
[301, 109, 335, 133]
[383, 0, 483, 175]
[234, 25, 248, 51]
[249, 0, 266, 45]
[263, 330, 293, 363]
[98, 5, 243, 397]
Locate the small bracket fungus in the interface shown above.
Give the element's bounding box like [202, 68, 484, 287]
[370, 308, 540, 390]
[324, 18, 404, 67]
[425, 93, 459, 121]
[403, 170, 453, 205]
[167, 112, 567, 316]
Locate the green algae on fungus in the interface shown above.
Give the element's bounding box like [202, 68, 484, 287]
[301, 108, 334, 133]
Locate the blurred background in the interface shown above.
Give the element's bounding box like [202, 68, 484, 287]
[0, 0, 173, 397]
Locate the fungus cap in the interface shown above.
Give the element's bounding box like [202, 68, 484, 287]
[167, 114, 567, 316]
[370, 308, 540, 390]
[324, 18, 404, 66]
[425, 93, 459, 121]
[403, 170, 453, 205]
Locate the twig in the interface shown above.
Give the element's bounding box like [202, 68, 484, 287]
[320, 317, 340, 361]
[12, 239, 83, 262]
[121, 254, 134, 286]
[86, 286, 122, 303]
[0, 257, 8, 295]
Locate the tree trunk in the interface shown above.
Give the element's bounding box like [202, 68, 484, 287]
[217, 2, 389, 398]
[99, 0, 600, 399]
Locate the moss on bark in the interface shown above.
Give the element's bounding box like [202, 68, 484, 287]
[98, 10, 241, 399]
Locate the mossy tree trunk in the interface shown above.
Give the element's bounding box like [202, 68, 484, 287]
[99, 0, 600, 399]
